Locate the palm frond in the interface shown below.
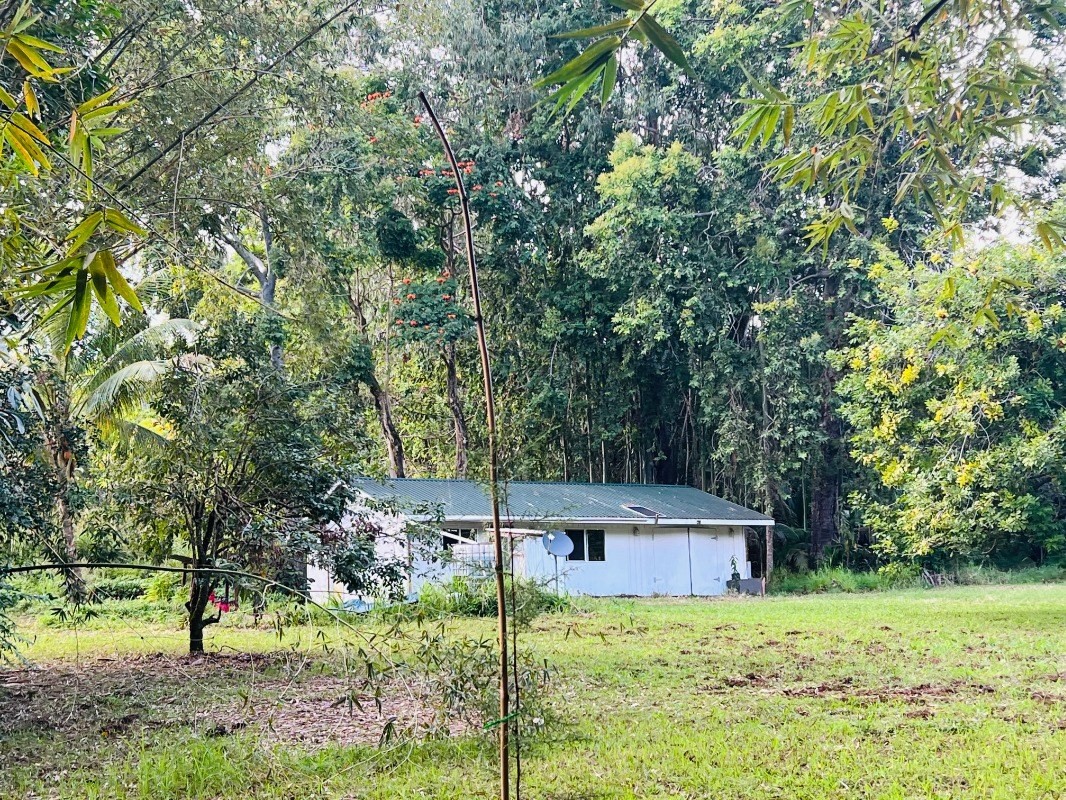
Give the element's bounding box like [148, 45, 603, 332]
[72, 359, 171, 423]
[73, 317, 199, 402]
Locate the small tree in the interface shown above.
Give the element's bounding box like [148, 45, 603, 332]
[113, 310, 352, 652]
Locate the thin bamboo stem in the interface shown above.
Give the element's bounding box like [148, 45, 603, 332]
[417, 90, 512, 800]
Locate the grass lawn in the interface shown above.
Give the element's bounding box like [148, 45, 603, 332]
[2, 584, 1065, 799]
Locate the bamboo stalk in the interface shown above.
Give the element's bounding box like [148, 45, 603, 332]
[417, 90, 511, 800]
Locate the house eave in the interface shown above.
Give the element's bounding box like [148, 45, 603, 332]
[405, 514, 775, 527]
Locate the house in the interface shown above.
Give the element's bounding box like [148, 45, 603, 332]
[307, 479, 774, 602]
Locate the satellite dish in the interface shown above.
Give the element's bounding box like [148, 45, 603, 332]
[545, 531, 574, 557]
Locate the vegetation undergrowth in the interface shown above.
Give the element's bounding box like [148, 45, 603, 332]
[769, 564, 1066, 594]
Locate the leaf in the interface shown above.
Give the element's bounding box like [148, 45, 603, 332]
[12, 33, 63, 53]
[22, 80, 38, 118]
[9, 111, 48, 143]
[563, 67, 602, 115]
[635, 15, 693, 76]
[938, 276, 956, 302]
[1035, 220, 1063, 250]
[972, 306, 1000, 330]
[104, 208, 147, 237]
[76, 87, 120, 115]
[535, 36, 621, 88]
[79, 101, 133, 123]
[782, 105, 794, 146]
[6, 39, 57, 80]
[99, 250, 143, 313]
[601, 54, 619, 106]
[4, 124, 50, 173]
[552, 20, 631, 39]
[65, 211, 105, 253]
[0, 85, 15, 109]
[88, 253, 121, 325]
[607, 0, 644, 9]
[63, 267, 91, 353]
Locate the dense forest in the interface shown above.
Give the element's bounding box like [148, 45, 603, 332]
[2, 0, 1066, 627]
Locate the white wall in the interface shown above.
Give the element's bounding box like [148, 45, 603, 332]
[308, 522, 754, 602]
[522, 524, 750, 597]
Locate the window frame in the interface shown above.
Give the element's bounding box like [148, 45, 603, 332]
[564, 528, 606, 562]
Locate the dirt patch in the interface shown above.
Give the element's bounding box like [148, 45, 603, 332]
[702, 673, 998, 707]
[0, 652, 465, 749]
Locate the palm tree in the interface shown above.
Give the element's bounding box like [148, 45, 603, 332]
[21, 316, 202, 595]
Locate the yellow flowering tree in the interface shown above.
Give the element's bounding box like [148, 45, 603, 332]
[836, 244, 1066, 567]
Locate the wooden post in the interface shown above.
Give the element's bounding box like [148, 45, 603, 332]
[765, 525, 774, 582]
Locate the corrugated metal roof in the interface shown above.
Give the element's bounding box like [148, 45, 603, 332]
[351, 478, 773, 525]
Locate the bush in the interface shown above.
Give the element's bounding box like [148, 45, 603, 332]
[769, 566, 919, 595]
[408, 576, 570, 627]
[145, 571, 182, 602]
[90, 575, 150, 600]
[769, 563, 1066, 594]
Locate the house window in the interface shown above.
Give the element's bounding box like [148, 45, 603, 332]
[442, 528, 476, 550]
[565, 529, 605, 562]
[587, 530, 605, 561]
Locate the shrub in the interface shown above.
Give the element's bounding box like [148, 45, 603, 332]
[90, 575, 150, 600]
[769, 566, 918, 594]
[145, 571, 182, 602]
[404, 576, 570, 627]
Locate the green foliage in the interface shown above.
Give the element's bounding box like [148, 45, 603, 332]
[1, 4, 146, 350]
[144, 571, 181, 602]
[412, 575, 570, 627]
[836, 244, 1066, 565]
[392, 277, 470, 345]
[537, 0, 692, 113]
[89, 574, 150, 600]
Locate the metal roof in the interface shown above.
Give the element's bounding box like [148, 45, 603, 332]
[351, 479, 774, 526]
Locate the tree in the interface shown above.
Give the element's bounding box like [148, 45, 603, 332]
[111, 302, 351, 651]
[836, 243, 1066, 565]
[5, 315, 195, 595]
[546, 0, 1066, 247]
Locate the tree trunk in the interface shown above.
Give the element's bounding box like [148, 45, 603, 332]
[186, 572, 218, 653]
[367, 374, 406, 478]
[442, 343, 469, 478]
[810, 405, 842, 561]
[43, 392, 83, 599]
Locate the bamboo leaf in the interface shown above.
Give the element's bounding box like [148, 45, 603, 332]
[9, 111, 48, 143]
[601, 54, 619, 106]
[22, 80, 38, 118]
[6, 39, 56, 79]
[553, 20, 630, 39]
[104, 208, 147, 236]
[65, 211, 105, 252]
[76, 87, 120, 115]
[13, 32, 63, 52]
[4, 124, 49, 173]
[938, 275, 956, 302]
[535, 36, 621, 87]
[88, 253, 121, 325]
[63, 267, 91, 353]
[99, 250, 143, 313]
[635, 15, 693, 76]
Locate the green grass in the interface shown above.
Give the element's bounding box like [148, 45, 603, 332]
[3, 584, 1066, 798]
[768, 564, 1066, 594]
